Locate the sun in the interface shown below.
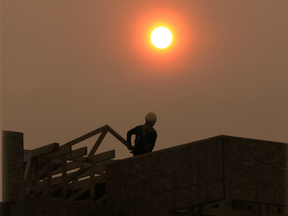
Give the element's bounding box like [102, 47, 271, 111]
[151, 27, 172, 49]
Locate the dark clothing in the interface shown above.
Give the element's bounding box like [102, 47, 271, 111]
[127, 124, 157, 156]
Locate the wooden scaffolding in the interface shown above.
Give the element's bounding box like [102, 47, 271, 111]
[23, 125, 133, 203]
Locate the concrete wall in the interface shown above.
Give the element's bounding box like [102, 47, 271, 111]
[105, 136, 225, 216]
[2, 131, 25, 216]
[106, 135, 288, 216]
[3, 130, 288, 216]
[223, 136, 288, 206]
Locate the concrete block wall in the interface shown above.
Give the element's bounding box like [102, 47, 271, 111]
[106, 135, 288, 215]
[2, 131, 25, 216]
[223, 136, 288, 206]
[106, 136, 225, 216]
[3, 130, 288, 216]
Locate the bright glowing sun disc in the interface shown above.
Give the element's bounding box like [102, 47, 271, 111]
[151, 27, 172, 49]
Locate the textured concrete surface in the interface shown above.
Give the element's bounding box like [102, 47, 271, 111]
[3, 131, 288, 216]
[106, 136, 225, 215]
[2, 131, 25, 216]
[106, 135, 288, 215]
[223, 136, 288, 207]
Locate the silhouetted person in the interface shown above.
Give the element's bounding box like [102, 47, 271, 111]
[127, 112, 157, 156]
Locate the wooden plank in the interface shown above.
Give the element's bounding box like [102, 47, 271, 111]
[34, 158, 39, 197]
[44, 145, 71, 158]
[28, 158, 36, 195]
[39, 159, 63, 180]
[107, 125, 134, 150]
[67, 174, 105, 191]
[24, 160, 32, 183]
[92, 150, 115, 163]
[24, 160, 32, 195]
[68, 174, 105, 201]
[47, 159, 52, 198]
[69, 150, 115, 163]
[40, 164, 105, 188]
[62, 160, 67, 199]
[62, 125, 108, 147]
[62, 147, 87, 160]
[90, 166, 95, 200]
[76, 164, 106, 179]
[49, 166, 90, 196]
[25, 143, 59, 158]
[52, 161, 88, 175]
[88, 130, 108, 158]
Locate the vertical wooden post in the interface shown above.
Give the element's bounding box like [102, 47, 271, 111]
[47, 159, 52, 198]
[24, 160, 32, 195]
[2, 131, 25, 216]
[29, 158, 35, 196]
[34, 157, 39, 197]
[62, 159, 67, 199]
[90, 165, 95, 201]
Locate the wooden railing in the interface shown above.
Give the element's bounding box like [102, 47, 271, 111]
[23, 125, 133, 202]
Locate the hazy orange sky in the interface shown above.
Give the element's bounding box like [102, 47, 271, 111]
[1, 0, 288, 200]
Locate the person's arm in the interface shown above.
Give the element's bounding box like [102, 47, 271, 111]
[148, 131, 157, 151]
[126, 126, 139, 145]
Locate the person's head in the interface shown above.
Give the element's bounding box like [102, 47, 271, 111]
[145, 112, 157, 126]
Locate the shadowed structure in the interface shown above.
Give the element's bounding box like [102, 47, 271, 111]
[1, 129, 288, 216]
[2, 131, 25, 216]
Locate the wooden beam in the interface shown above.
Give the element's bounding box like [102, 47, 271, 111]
[93, 150, 115, 163]
[76, 164, 106, 179]
[47, 159, 52, 198]
[68, 174, 105, 201]
[28, 158, 36, 196]
[107, 125, 134, 150]
[24, 160, 32, 195]
[90, 166, 95, 200]
[25, 143, 59, 158]
[39, 159, 63, 180]
[40, 164, 105, 189]
[69, 150, 115, 163]
[44, 145, 71, 158]
[24, 160, 32, 183]
[61, 147, 87, 161]
[34, 158, 39, 197]
[49, 166, 90, 196]
[88, 130, 108, 158]
[62, 125, 108, 147]
[51, 161, 90, 175]
[67, 175, 105, 191]
[62, 160, 67, 199]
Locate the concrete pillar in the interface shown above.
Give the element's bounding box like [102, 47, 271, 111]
[2, 131, 25, 216]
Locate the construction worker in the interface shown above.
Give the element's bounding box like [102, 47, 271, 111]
[127, 112, 158, 156]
